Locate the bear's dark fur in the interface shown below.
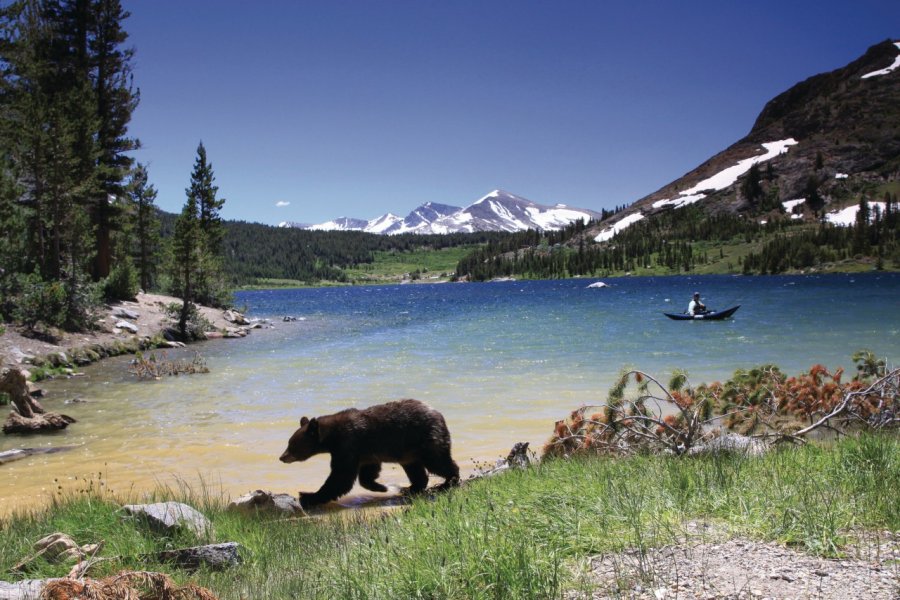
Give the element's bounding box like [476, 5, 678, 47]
[279, 398, 460, 508]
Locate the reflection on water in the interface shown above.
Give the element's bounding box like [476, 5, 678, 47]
[2, 274, 898, 514]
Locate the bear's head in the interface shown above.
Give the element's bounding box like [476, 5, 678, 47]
[279, 416, 324, 463]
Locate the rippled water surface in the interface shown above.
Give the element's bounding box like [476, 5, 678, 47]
[2, 274, 898, 512]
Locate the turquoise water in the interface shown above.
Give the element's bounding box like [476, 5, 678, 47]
[2, 273, 898, 511]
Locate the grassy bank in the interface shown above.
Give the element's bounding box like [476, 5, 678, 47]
[1, 434, 897, 598]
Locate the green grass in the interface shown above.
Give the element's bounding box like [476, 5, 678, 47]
[3, 434, 897, 599]
[343, 246, 475, 284]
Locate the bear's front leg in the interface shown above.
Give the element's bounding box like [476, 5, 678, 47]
[299, 457, 359, 508]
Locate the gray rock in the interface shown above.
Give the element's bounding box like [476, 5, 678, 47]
[115, 320, 139, 334]
[227, 490, 304, 515]
[121, 501, 211, 537]
[222, 309, 248, 325]
[8, 348, 34, 365]
[0, 579, 58, 600]
[155, 542, 242, 571]
[112, 307, 140, 320]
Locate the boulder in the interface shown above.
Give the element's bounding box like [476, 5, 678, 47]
[227, 490, 304, 515]
[222, 309, 248, 325]
[8, 348, 34, 365]
[0, 579, 57, 600]
[121, 502, 211, 538]
[155, 542, 242, 571]
[112, 307, 140, 320]
[115, 320, 139, 334]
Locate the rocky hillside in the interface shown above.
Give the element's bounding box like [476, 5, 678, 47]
[589, 39, 900, 242]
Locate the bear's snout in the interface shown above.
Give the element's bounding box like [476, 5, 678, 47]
[279, 450, 296, 463]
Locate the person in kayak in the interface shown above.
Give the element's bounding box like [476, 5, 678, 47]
[688, 292, 707, 315]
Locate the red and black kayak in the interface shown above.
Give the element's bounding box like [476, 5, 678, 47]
[663, 305, 740, 321]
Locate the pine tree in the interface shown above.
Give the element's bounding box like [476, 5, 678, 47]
[70, 0, 139, 279]
[128, 163, 160, 292]
[184, 142, 228, 306]
[741, 163, 763, 208]
[171, 192, 201, 338]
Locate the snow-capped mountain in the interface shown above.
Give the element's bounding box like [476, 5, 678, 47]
[305, 217, 369, 232]
[294, 190, 602, 235]
[382, 202, 462, 235]
[433, 190, 601, 234]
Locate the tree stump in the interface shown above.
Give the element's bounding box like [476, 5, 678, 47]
[1, 368, 76, 434]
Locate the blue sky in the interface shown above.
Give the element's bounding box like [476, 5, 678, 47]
[124, 1, 899, 226]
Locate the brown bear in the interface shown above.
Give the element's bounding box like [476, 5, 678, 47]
[279, 398, 460, 508]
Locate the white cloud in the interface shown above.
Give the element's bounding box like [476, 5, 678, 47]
[275, 201, 290, 207]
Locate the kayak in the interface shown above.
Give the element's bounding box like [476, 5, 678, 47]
[663, 305, 740, 321]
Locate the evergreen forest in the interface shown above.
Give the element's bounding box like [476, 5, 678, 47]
[454, 193, 900, 281]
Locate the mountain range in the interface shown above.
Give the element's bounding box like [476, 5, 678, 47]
[280, 190, 604, 235]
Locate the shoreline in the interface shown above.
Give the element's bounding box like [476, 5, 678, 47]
[0, 292, 257, 375]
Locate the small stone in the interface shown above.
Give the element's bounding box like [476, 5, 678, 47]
[227, 490, 304, 515]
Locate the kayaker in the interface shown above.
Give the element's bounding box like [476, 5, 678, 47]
[688, 292, 707, 315]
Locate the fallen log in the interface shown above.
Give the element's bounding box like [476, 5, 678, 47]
[0, 445, 78, 466]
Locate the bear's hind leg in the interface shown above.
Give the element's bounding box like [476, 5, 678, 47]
[425, 452, 460, 491]
[359, 463, 388, 493]
[401, 462, 429, 493]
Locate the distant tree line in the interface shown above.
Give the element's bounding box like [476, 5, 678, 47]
[456, 194, 900, 280]
[217, 223, 513, 286]
[742, 194, 899, 274]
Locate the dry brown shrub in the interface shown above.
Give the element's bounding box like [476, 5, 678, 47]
[41, 571, 218, 600]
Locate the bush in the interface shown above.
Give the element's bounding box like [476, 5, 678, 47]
[15, 272, 68, 330]
[103, 258, 139, 301]
[164, 301, 212, 341]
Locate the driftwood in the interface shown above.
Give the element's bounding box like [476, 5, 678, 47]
[0, 445, 77, 466]
[1, 368, 76, 434]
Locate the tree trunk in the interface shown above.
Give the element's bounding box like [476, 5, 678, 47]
[1, 369, 76, 434]
[0, 369, 44, 418]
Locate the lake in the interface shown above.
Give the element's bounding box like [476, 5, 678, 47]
[2, 273, 898, 513]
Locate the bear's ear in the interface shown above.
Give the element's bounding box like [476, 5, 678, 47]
[307, 417, 319, 436]
[300, 416, 309, 427]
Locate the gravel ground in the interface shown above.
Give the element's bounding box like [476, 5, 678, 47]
[570, 526, 899, 599]
[0, 292, 243, 370]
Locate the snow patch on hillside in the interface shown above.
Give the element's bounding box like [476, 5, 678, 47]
[652, 139, 798, 212]
[601, 140, 799, 243]
[594, 213, 644, 242]
[782, 198, 806, 211]
[861, 42, 900, 79]
[825, 202, 887, 226]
